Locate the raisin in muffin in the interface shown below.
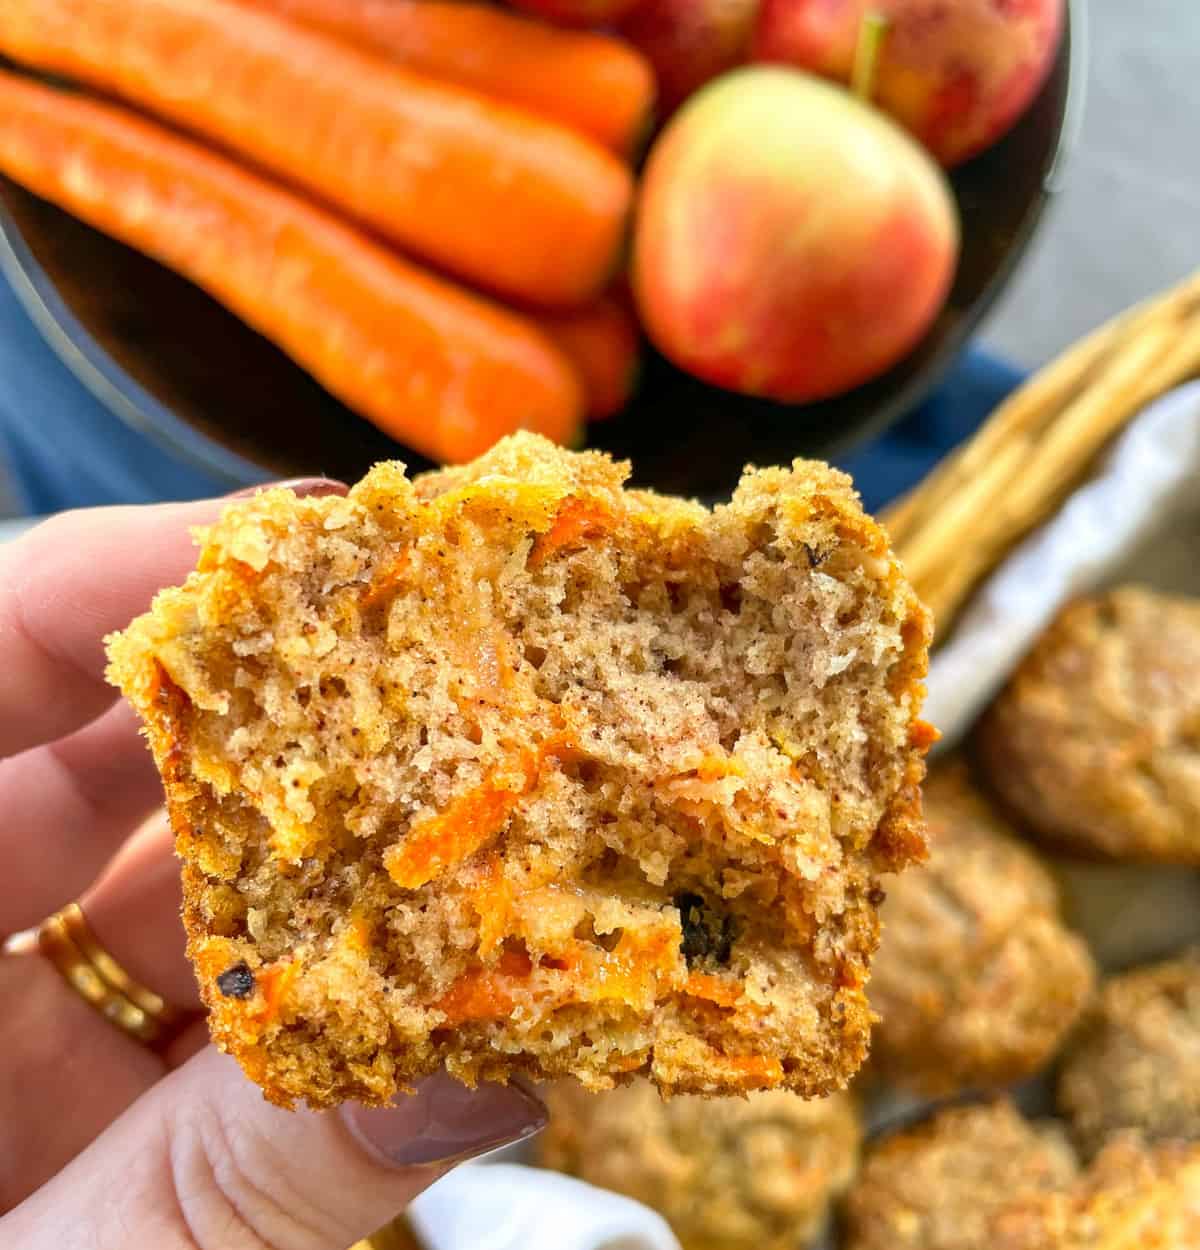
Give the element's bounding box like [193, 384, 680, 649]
[1058, 952, 1200, 1158]
[844, 1101, 1079, 1250]
[868, 761, 1095, 1096]
[106, 434, 932, 1108]
[538, 1078, 860, 1250]
[975, 587, 1200, 862]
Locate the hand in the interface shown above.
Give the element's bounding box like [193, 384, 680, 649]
[0, 484, 546, 1250]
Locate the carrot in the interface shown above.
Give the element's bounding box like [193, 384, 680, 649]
[434, 947, 534, 1026]
[507, 0, 645, 27]
[386, 767, 532, 892]
[0, 71, 581, 463]
[253, 959, 300, 1025]
[528, 497, 621, 566]
[535, 296, 642, 419]
[709, 1052, 784, 1087]
[0, 0, 633, 308]
[682, 972, 742, 1008]
[384, 735, 577, 889]
[237, 0, 654, 158]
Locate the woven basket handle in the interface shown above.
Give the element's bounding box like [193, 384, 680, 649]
[885, 268, 1200, 635]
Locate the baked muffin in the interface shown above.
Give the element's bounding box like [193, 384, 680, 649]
[843, 1100, 1079, 1250]
[868, 761, 1095, 1096]
[538, 1078, 860, 1250]
[1057, 952, 1200, 1158]
[975, 587, 1200, 862]
[991, 1134, 1200, 1249]
[106, 434, 931, 1108]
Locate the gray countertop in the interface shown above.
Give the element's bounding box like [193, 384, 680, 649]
[981, 0, 1200, 369]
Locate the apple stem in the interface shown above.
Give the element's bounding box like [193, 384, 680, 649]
[851, 10, 890, 104]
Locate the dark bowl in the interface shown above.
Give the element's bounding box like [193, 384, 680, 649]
[0, 3, 1081, 498]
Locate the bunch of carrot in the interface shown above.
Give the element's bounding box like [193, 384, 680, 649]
[0, 0, 654, 462]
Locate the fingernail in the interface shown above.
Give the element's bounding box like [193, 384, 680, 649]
[227, 477, 348, 500]
[341, 1071, 547, 1169]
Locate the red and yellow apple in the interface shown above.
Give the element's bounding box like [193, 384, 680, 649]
[618, 0, 761, 114]
[753, 0, 1065, 167]
[632, 67, 959, 404]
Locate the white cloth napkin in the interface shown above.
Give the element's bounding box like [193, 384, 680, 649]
[409, 1163, 681, 1250]
[925, 379, 1200, 749]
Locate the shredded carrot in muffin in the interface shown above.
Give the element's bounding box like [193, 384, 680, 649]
[385, 734, 578, 889]
[528, 497, 619, 567]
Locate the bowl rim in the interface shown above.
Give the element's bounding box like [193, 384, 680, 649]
[809, 0, 1086, 465]
[0, 0, 1085, 489]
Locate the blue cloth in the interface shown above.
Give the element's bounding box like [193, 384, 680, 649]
[0, 266, 1023, 514]
[0, 268, 263, 513]
[835, 350, 1024, 514]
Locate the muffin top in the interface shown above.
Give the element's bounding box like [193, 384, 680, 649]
[844, 1100, 1079, 1250]
[538, 1078, 860, 1250]
[1058, 951, 1200, 1157]
[868, 760, 1095, 1096]
[975, 586, 1200, 862]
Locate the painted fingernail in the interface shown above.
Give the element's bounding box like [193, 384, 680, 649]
[340, 1071, 547, 1169]
[227, 477, 348, 500]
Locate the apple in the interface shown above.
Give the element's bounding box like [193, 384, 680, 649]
[632, 67, 959, 404]
[505, 0, 643, 26]
[618, 0, 761, 114]
[753, 0, 1065, 167]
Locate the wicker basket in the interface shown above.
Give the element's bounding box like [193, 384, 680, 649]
[885, 268, 1200, 635]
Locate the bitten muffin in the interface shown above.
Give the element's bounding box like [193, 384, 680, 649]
[975, 587, 1200, 862]
[538, 1078, 861, 1250]
[991, 1134, 1200, 1249]
[843, 1101, 1079, 1250]
[868, 761, 1095, 1096]
[106, 434, 931, 1108]
[1057, 952, 1200, 1158]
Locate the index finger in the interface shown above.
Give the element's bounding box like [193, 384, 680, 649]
[0, 482, 344, 760]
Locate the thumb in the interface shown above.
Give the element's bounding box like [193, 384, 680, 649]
[4, 1045, 546, 1250]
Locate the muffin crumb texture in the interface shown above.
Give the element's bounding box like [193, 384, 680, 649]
[106, 434, 930, 1108]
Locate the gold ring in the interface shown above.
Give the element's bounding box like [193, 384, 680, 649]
[36, 902, 183, 1047]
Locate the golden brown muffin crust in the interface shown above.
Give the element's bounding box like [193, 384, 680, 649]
[991, 1135, 1200, 1250]
[538, 1079, 860, 1250]
[843, 1101, 1079, 1250]
[106, 435, 931, 1108]
[868, 761, 1095, 1096]
[1058, 952, 1200, 1158]
[975, 587, 1200, 862]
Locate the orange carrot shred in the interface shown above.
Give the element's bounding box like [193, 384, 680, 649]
[682, 972, 742, 1009]
[360, 551, 412, 609]
[714, 1053, 784, 1087]
[528, 498, 619, 567]
[384, 735, 577, 889]
[254, 960, 300, 1025]
[434, 947, 533, 1026]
